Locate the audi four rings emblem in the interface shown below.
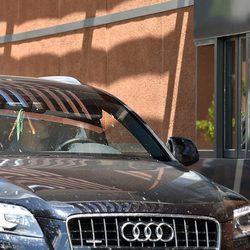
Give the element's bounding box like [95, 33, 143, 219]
[120, 222, 175, 242]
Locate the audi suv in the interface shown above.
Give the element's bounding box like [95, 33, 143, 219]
[0, 75, 249, 249]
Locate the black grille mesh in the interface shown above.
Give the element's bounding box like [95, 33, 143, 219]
[67, 214, 220, 249]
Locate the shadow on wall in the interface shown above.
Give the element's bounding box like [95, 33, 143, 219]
[0, 8, 195, 142]
[158, 10, 195, 141]
[0, 0, 128, 24]
[1, 0, 128, 64]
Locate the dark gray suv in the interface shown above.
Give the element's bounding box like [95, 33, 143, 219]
[0, 75, 248, 249]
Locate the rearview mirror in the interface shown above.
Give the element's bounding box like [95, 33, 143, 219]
[167, 137, 199, 166]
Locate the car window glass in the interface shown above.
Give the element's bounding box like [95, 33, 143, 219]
[100, 111, 149, 155]
[0, 83, 169, 161]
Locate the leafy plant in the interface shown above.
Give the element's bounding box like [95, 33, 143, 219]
[196, 99, 215, 143]
[196, 97, 237, 144]
[197, 78, 246, 144]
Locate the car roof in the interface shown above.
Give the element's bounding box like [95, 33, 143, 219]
[0, 75, 106, 116]
[0, 75, 92, 90]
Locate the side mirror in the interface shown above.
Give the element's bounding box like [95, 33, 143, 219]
[167, 137, 199, 166]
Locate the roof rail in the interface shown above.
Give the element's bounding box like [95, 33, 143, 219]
[39, 76, 82, 85]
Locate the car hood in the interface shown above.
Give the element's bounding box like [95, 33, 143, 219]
[0, 156, 247, 222]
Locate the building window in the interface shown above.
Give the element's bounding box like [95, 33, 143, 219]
[223, 36, 246, 158]
[196, 36, 248, 158]
[196, 45, 215, 152]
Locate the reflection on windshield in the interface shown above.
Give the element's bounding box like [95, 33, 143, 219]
[0, 80, 170, 161]
[0, 107, 148, 157]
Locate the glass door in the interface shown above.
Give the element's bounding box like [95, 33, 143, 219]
[224, 36, 247, 158]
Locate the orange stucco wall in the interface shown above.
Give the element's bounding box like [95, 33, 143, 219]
[0, 1, 196, 143]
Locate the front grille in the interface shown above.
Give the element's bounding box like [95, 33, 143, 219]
[67, 213, 220, 249]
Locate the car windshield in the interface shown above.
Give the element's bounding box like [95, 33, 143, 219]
[0, 80, 169, 161]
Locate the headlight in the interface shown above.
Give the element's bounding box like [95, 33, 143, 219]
[233, 205, 250, 239]
[0, 203, 43, 238]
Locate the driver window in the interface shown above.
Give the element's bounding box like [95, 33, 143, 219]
[101, 111, 149, 156]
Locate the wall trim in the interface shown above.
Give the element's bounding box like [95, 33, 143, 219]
[0, 0, 193, 44]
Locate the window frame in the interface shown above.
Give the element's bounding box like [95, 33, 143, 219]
[195, 39, 217, 158]
[223, 35, 248, 159]
[196, 34, 250, 159]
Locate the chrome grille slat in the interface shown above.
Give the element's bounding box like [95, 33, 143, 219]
[103, 218, 108, 247]
[77, 219, 84, 247]
[67, 213, 220, 249]
[195, 220, 199, 247]
[173, 218, 178, 247]
[115, 218, 120, 248]
[183, 219, 189, 247]
[205, 221, 209, 248]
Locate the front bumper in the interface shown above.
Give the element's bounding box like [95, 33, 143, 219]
[0, 218, 249, 250]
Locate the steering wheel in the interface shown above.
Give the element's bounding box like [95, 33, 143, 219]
[56, 137, 96, 151]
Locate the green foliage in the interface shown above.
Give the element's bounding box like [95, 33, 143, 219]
[196, 78, 246, 144]
[196, 98, 236, 144]
[242, 79, 247, 97]
[196, 99, 215, 143]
